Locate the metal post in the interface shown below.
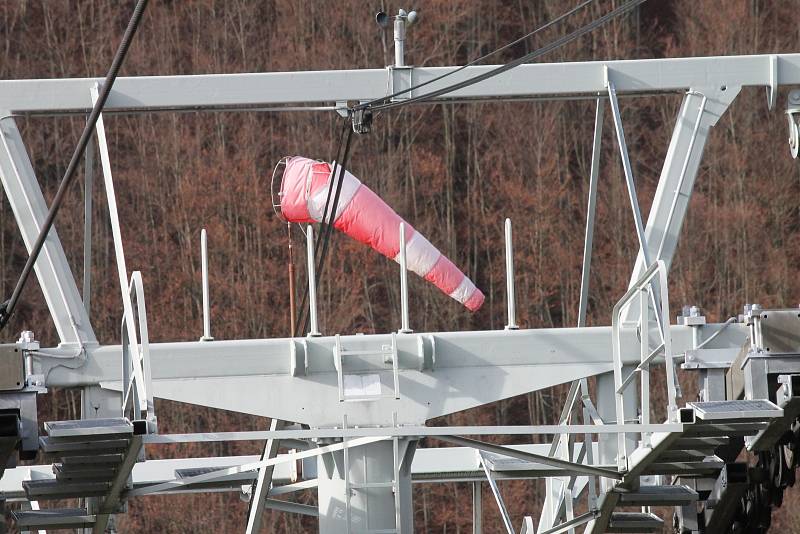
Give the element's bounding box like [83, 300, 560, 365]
[83, 134, 94, 316]
[398, 223, 412, 333]
[393, 14, 406, 67]
[606, 80, 651, 268]
[316, 437, 415, 533]
[287, 222, 296, 336]
[504, 218, 518, 330]
[200, 228, 213, 342]
[581, 379, 597, 510]
[578, 100, 604, 328]
[576, 100, 603, 514]
[639, 287, 650, 446]
[306, 225, 321, 337]
[473, 481, 483, 534]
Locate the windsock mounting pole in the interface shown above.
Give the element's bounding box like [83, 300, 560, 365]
[200, 228, 213, 342]
[306, 225, 321, 337]
[398, 223, 412, 333]
[504, 218, 518, 330]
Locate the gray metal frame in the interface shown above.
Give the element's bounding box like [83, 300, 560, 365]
[0, 50, 797, 533]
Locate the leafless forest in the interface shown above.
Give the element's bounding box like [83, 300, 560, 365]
[0, 0, 799, 532]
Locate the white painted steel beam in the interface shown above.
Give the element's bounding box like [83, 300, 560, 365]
[0, 443, 602, 500]
[38, 323, 746, 385]
[0, 54, 795, 114]
[624, 86, 741, 306]
[33, 323, 747, 426]
[0, 116, 96, 346]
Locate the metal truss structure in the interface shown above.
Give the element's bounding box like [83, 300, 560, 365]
[0, 14, 800, 534]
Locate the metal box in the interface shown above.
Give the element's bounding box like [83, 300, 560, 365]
[757, 309, 800, 354]
[0, 344, 24, 391]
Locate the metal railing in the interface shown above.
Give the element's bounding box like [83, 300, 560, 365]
[91, 86, 156, 431]
[121, 271, 156, 431]
[611, 260, 676, 469]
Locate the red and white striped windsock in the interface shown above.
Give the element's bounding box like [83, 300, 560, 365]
[277, 156, 485, 312]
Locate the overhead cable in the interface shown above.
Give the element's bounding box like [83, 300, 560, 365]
[358, 0, 598, 109]
[293, 118, 355, 337]
[366, 0, 647, 112]
[0, 0, 151, 331]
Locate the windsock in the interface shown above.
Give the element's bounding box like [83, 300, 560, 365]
[278, 156, 485, 312]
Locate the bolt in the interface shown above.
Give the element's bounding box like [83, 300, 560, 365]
[17, 330, 34, 343]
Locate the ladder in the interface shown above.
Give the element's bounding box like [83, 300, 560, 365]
[342, 414, 403, 534]
[334, 333, 400, 402]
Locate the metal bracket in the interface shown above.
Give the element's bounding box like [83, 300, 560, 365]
[767, 54, 778, 111]
[388, 66, 413, 102]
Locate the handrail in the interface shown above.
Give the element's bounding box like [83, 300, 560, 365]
[611, 260, 675, 469]
[121, 270, 156, 431]
[90, 85, 156, 431]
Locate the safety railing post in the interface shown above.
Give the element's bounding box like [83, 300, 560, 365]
[640, 286, 650, 446]
[200, 228, 213, 341]
[306, 225, 321, 337]
[504, 218, 518, 330]
[398, 222, 412, 333]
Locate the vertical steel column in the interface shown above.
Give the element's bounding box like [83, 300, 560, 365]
[316, 438, 415, 533]
[398, 223, 411, 333]
[605, 81, 656, 472]
[199, 229, 213, 341]
[0, 115, 95, 346]
[578, 98, 603, 514]
[473, 481, 482, 534]
[596, 372, 635, 490]
[393, 15, 406, 67]
[83, 137, 94, 315]
[81, 385, 122, 530]
[504, 218, 518, 330]
[541, 100, 604, 531]
[306, 225, 321, 337]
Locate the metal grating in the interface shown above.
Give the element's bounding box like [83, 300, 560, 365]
[690, 400, 782, 421]
[45, 418, 133, 438]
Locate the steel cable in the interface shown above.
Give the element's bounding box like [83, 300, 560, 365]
[366, 0, 646, 112]
[356, 0, 598, 110]
[292, 117, 354, 337]
[0, 0, 151, 331]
